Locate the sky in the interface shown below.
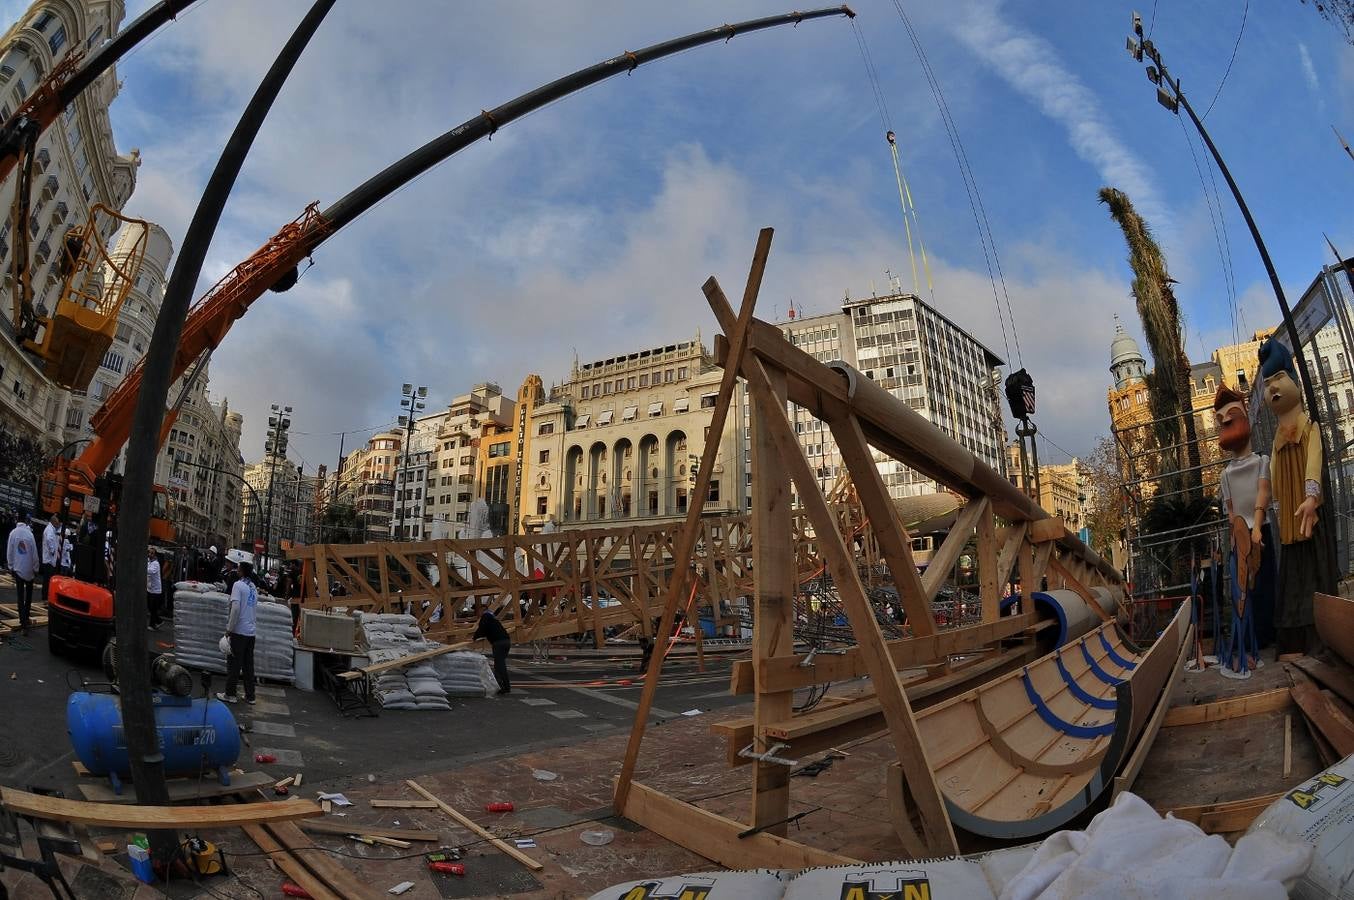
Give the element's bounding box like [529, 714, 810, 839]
[21, 0, 1354, 471]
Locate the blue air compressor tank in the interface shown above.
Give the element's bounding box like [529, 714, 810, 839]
[66, 692, 240, 789]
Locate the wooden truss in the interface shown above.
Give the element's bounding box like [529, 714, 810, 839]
[612, 229, 1129, 864]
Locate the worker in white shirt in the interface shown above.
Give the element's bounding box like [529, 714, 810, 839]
[6, 518, 38, 633]
[60, 530, 72, 575]
[40, 514, 59, 602]
[146, 546, 163, 630]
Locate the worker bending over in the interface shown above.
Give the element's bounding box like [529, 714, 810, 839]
[473, 609, 512, 695]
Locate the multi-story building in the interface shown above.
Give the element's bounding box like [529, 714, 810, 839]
[155, 373, 244, 549]
[241, 453, 317, 559]
[775, 289, 1007, 500]
[0, 0, 142, 450]
[477, 375, 546, 535]
[1005, 443, 1085, 530]
[426, 382, 513, 537]
[1107, 317, 1152, 434]
[346, 431, 400, 539]
[392, 446, 430, 540]
[521, 336, 749, 531]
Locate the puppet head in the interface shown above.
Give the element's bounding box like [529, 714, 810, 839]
[1259, 338, 1302, 417]
[1213, 384, 1252, 454]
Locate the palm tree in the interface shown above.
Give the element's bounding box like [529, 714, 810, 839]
[1099, 187, 1202, 500]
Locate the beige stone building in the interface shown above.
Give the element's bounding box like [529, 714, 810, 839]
[521, 336, 748, 530]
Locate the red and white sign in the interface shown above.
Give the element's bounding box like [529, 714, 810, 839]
[253, 539, 265, 555]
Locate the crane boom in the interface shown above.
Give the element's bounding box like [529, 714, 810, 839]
[50, 4, 853, 511]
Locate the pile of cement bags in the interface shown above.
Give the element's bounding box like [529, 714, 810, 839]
[171, 581, 295, 684]
[358, 613, 494, 709]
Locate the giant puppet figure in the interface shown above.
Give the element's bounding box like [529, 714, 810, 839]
[1214, 384, 1275, 674]
[1258, 338, 1336, 654]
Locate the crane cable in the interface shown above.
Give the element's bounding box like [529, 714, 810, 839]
[887, 132, 935, 297]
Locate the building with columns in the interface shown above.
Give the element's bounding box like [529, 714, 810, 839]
[520, 336, 749, 532]
[241, 453, 318, 559]
[0, 0, 143, 451]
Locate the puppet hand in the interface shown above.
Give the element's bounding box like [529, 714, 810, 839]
[1297, 496, 1319, 540]
[1250, 524, 1263, 548]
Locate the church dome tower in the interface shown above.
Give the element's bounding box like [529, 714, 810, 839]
[1110, 315, 1147, 389]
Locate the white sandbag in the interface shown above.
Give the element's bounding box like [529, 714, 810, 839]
[1245, 755, 1354, 899]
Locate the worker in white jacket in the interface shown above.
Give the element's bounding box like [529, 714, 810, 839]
[6, 519, 38, 633]
[40, 514, 59, 602]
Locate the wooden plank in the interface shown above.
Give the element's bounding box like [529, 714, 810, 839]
[242, 822, 342, 900]
[77, 771, 274, 804]
[727, 318, 957, 857]
[737, 613, 1042, 695]
[830, 415, 934, 636]
[0, 787, 321, 828]
[1028, 540, 1053, 589]
[339, 641, 471, 681]
[369, 799, 437, 809]
[1163, 687, 1294, 727]
[299, 820, 439, 842]
[406, 779, 544, 871]
[1315, 592, 1354, 668]
[995, 524, 1027, 604]
[976, 507, 999, 624]
[614, 229, 771, 815]
[1113, 624, 1193, 798]
[1027, 519, 1066, 544]
[1291, 656, 1354, 708]
[267, 820, 383, 900]
[618, 780, 860, 869]
[920, 497, 989, 601]
[1288, 666, 1354, 756]
[1283, 714, 1293, 779]
[1046, 555, 1110, 622]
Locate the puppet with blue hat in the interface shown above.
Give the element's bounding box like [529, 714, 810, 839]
[1258, 337, 1335, 655]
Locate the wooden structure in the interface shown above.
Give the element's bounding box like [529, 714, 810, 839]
[610, 229, 1168, 865]
[1315, 591, 1354, 667]
[0, 787, 320, 829]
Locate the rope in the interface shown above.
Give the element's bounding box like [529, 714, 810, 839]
[1177, 115, 1240, 346]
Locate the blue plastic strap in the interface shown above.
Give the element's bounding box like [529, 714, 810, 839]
[1022, 671, 1115, 739]
[1055, 652, 1118, 710]
[1099, 631, 1137, 670]
[1079, 640, 1124, 686]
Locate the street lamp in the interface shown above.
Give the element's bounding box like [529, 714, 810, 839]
[262, 403, 292, 570]
[396, 383, 427, 540]
[1125, 14, 1321, 422]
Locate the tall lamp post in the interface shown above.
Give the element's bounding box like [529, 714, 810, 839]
[262, 403, 292, 570]
[395, 383, 426, 540]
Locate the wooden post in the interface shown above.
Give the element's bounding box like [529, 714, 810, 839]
[750, 364, 795, 834]
[977, 509, 998, 624]
[613, 228, 771, 814]
[830, 415, 934, 636]
[708, 281, 958, 857]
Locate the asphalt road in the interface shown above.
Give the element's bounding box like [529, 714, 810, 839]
[0, 581, 750, 803]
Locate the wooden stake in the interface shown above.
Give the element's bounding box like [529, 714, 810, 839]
[613, 227, 771, 814]
[976, 506, 998, 624]
[1283, 714, 1293, 778]
[405, 780, 543, 871]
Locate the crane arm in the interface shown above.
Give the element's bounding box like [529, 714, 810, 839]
[68, 204, 329, 492]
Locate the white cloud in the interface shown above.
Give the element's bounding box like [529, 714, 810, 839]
[947, 0, 1167, 225]
[1298, 41, 1324, 107]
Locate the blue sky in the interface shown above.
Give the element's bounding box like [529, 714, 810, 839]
[25, 0, 1354, 470]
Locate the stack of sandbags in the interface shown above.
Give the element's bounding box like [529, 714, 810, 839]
[171, 583, 295, 684]
[405, 663, 450, 710]
[431, 651, 496, 698]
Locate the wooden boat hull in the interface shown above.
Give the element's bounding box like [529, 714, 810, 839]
[916, 600, 1192, 839]
[1315, 592, 1354, 667]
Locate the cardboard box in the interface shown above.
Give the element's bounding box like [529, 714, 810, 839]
[300, 609, 356, 651]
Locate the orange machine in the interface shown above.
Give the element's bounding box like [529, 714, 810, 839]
[40, 204, 332, 541]
[46, 575, 115, 657]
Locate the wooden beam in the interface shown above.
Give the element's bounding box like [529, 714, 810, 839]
[920, 497, 989, 601]
[338, 641, 471, 681]
[725, 308, 957, 857]
[829, 414, 934, 636]
[76, 771, 275, 804]
[0, 789, 321, 829]
[1028, 540, 1053, 588]
[243, 823, 342, 900]
[1161, 792, 1286, 834]
[369, 799, 437, 809]
[1283, 714, 1293, 779]
[406, 779, 544, 871]
[1287, 666, 1354, 756]
[995, 523, 1027, 601]
[614, 228, 771, 815]
[1290, 656, 1354, 708]
[266, 821, 383, 900]
[299, 821, 439, 842]
[1162, 687, 1293, 728]
[1028, 518, 1066, 544]
[618, 780, 860, 869]
[976, 507, 999, 624]
[731, 612, 1042, 695]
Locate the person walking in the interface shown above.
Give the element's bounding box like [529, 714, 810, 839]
[5, 518, 38, 634]
[217, 561, 258, 705]
[473, 609, 512, 694]
[146, 547, 164, 631]
[60, 529, 72, 576]
[40, 514, 59, 602]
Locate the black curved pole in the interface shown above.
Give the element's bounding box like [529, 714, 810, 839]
[57, 0, 200, 105]
[112, 0, 335, 858]
[321, 5, 855, 232]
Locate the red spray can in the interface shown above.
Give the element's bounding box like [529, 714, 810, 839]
[429, 861, 466, 876]
[484, 801, 514, 813]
